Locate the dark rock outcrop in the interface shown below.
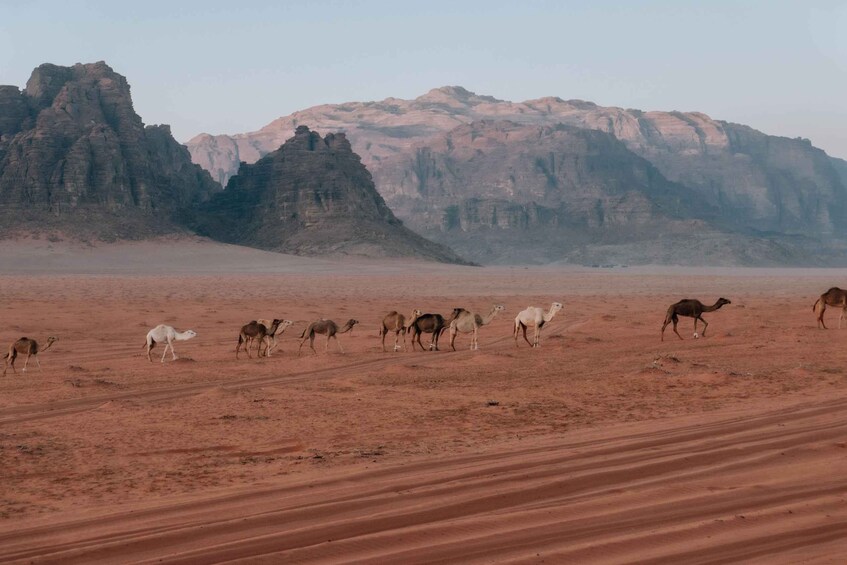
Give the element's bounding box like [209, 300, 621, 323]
[193, 126, 469, 263]
[0, 62, 220, 239]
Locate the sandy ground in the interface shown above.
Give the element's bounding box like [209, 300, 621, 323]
[1, 239, 847, 563]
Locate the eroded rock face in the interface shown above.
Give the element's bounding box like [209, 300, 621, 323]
[192, 126, 469, 263]
[0, 62, 219, 239]
[187, 87, 847, 261]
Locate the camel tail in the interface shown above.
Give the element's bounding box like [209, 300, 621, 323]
[299, 327, 308, 339]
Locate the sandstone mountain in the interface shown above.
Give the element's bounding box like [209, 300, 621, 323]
[188, 87, 847, 265]
[0, 62, 219, 240]
[192, 126, 469, 263]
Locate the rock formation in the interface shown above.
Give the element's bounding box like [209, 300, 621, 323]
[192, 126, 469, 263]
[187, 87, 847, 264]
[0, 62, 220, 240]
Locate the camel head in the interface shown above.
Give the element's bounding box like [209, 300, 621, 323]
[342, 319, 359, 333]
[280, 319, 294, 328]
[447, 308, 466, 323]
[493, 305, 506, 313]
[716, 298, 731, 308]
[46, 336, 58, 345]
[551, 302, 563, 312]
[407, 309, 423, 326]
[179, 330, 198, 340]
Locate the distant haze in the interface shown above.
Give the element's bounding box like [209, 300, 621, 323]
[2, 1, 846, 158]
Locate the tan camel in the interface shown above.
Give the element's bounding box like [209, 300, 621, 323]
[661, 297, 731, 341]
[813, 287, 847, 329]
[257, 318, 294, 355]
[449, 305, 505, 351]
[3, 336, 58, 376]
[144, 325, 197, 363]
[408, 311, 455, 351]
[379, 309, 422, 352]
[298, 319, 359, 355]
[236, 319, 281, 359]
[514, 302, 563, 348]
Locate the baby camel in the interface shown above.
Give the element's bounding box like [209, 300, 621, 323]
[449, 305, 505, 351]
[298, 319, 359, 356]
[236, 319, 281, 359]
[661, 297, 731, 341]
[3, 336, 58, 376]
[514, 302, 563, 348]
[379, 309, 422, 352]
[257, 318, 294, 356]
[144, 324, 197, 363]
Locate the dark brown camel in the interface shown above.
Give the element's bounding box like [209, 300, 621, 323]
[813, 287, 847, 329]
[3, 336, 58, 376]
[661, 298, 731, 341]
[298, 319, 359, 355]
[236, 319, 281, 359]
[408, 309, 461, 351]
[379, 309, 421, 352]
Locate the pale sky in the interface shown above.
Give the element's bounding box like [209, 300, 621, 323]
[2, 1, 846, 158]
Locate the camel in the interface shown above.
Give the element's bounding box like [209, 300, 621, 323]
[3, 336, 58, 376]
[813, 287, 847, 329]
[661, 297, 731, 341]
[514, 302, 563, 348]
[408, 311, 458, 351]
[236, 319, 282, 359]
[298, 319, 359, 355]
[448, 305, 505, 351]
[257, 318, 294, 355]
[144, 325, 197, 363]
[379, 309, 422, 352]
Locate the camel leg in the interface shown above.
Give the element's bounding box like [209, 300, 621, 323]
[450, 327, 458, 352]
[414, 331, 424, 351]
[672, 316, 683, 340]
[22, 353, 31, 372]
[325, 334, 330, 352]
[533, 326, 540, 348]
[393, 331, 401, 352]
[160, 342, 169, 363]
[700, 316, 708, 337]
[381, 328, 387, 352]
[841, 307, 846, 329]
[472, 327, 479, 350]
[661, 318, 671, 341]
[147, 341, 155, 362]
[693, 318, 698, 334]
[310, 335, 317, 355]
[335, 336, 344, 353]
[36, 356, 41, 371]
[819, 303, 827, 329]
[298, 337, 307, 356]
[521, 324, 532, 348]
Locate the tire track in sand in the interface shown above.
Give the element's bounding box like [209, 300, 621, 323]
[1, 395, 846, 563]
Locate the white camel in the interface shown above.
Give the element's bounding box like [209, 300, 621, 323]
[144, 324, 197, 363]
[257, 318, 294, 356]
[514, 302, 563, 348]
[448, 305, 505, 350]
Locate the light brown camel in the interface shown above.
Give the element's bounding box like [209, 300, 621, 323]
[298, 319, 359, 355]
[449, 304, 505, 351]
[661, 297, 731, 341]
[236, 319, 281, 359]
[514, 302, 563, 348]
[144, 325, 196, 363]
[257, 318, 294, 355]
[408, 310, 460, 351]
[3, 336, 58, 376]
[813, 287, 847, 329]
[379, 309, 422, 352]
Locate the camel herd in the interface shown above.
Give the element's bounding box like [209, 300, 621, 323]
[6, 287, 847, 371]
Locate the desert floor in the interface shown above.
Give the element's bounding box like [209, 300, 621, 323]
[1, 239, 846, 563]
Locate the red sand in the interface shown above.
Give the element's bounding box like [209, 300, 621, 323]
[0, 239, 846, 563]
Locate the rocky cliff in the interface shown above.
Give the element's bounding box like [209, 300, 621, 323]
[0, 62, 220, 239]
[187, 87, 847, 264]
[192, 126, 469, 263]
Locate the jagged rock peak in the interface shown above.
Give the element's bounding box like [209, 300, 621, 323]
[415, 86, 502, 105]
